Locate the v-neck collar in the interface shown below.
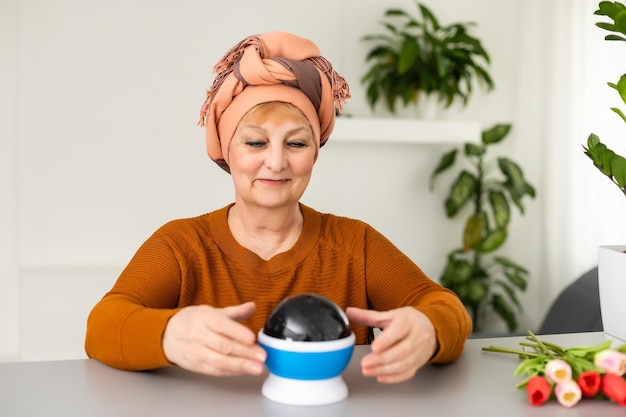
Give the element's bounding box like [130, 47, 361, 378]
[207, 203, 322, 274]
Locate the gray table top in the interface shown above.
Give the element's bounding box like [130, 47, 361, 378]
[0, 332, 623, 417]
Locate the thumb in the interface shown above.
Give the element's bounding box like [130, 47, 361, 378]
[222, 301, 257, 322]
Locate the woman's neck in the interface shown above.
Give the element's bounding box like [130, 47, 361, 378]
[227, 203, 304, 260]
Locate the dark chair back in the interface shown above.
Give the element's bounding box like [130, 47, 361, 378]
[538, 267, 603, 335]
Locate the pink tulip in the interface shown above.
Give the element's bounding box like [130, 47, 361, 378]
[545, 359, 572, 384]
[555, 381, 582, 408]
[594, 349, 626, 376]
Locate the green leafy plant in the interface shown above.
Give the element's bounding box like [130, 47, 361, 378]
[430, 124, 536, 333]
[583, 1, 626, 197]
[361, 0, 494, 114]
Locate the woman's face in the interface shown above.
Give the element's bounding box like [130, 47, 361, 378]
[228, 102, 317, 210]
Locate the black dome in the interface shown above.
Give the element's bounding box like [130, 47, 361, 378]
[263, 293, 351, 341]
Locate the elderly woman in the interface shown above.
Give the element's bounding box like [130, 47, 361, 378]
[85, 31, 471, 384]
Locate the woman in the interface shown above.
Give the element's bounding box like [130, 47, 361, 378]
[85, 31, 471, 384]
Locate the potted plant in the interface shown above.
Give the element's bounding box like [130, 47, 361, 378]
[360, 0, 494, 115]
[582, 0, 626, 342]
[430, 124, 536, 333]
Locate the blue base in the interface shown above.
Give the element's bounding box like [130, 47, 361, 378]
[260, 344, 354, 380]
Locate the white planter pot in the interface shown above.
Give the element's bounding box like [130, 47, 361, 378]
[598, 245, 626, 342]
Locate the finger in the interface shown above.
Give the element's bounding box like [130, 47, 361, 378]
[375, 369, 415, 384]
[368, 351, 423, 384]
[361, 334, 410, 372]
[202, 329, 266, 362]
[346, 307, 389, 329]
[362, 353, 412, 382]
[179, 322, 266, 376]
[347, 307, 407, 354]
[204, 305, 258, 346]
[223, 301, 257, 321]
[362, 341, 424, 385]
[170, 329, 266, 377]
[349, 307, 436, 384]
[199, 310, 267, 363]
[192, 348, 266, 377]
[369, 319, 409, 353]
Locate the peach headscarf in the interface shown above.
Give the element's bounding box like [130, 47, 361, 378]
[198, 31, 351, 173]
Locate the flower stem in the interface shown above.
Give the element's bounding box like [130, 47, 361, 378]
[482, 346, 541, 358]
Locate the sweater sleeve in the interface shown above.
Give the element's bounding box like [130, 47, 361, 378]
[85, 226, 186, 370]
[362, 225, 472, 363]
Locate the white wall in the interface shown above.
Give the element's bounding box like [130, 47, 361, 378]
[0, 0, 20, 360]
[2, 0, 559, 360]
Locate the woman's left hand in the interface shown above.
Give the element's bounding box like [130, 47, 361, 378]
[346, 306, 437, 383]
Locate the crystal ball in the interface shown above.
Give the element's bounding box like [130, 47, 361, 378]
[262, 293, 351, 341]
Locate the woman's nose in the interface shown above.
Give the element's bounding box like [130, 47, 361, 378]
[264, 145, 287, 171]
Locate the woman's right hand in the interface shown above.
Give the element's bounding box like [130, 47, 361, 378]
[162, 302, 266, 376]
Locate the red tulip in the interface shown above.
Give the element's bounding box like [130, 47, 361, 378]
[577, 371, 601, 398]
[601, 373, 626, 406]
[526, 375, 552, 406]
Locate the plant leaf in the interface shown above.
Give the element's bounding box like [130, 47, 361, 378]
[494, 280, 522, 310]
[505, 270, 528, 291]
[489, 190, 510, 229]
[440, 255, 473, 286]
[385, 8, 412, 19]
[491, 293, 517, 332]
[418, 2, 441, 31]
[499, 157, 535, 213]
[463, 214, 484, 251]
[478, 229, 507, 253]
[616, 73, 626, 104]
[398, 37, 420, 74]
[611, 153, 626, 188]
[444, 171, 477, 217]
[482, 123, 511, 145]
[587, 132, 600, 148]
[595, 1, 626, 38]
[429, 148, 457, 190]
[567, 341, 612, 358]
[524, 182, 537, 199]
[464, 142, 485, 157]
[467, 280, 488, 304]
[514, 357, 547, 377]
[611, 106, 626, 123]
[584, 140, 615, 176]
[494, 256, 529, 274]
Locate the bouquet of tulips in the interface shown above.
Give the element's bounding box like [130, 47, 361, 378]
[482, 331, 626, 407]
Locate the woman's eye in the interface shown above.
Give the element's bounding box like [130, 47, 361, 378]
[288, 141, 307, 148]
[245, 140, 266, 148]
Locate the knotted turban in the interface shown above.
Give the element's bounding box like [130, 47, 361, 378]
[198, 31, 351, 173]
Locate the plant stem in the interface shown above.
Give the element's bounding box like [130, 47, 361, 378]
[482, 346, 541, 358]
[475, 156, 484, 215]
[471, 155, 485, 332]
[472, 304, 481, 333]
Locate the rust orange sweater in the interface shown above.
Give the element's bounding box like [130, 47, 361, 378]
[85, 204, 471, 370]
